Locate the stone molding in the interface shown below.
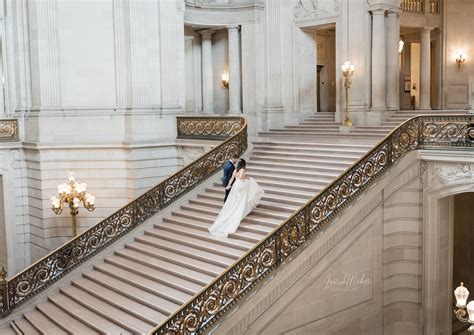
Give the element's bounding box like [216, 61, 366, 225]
[433, 163, 474, 187]
[294, 0, 341, 21]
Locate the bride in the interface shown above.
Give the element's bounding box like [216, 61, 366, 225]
[208, 159, 264, 238]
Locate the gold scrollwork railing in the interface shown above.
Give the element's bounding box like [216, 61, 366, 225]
[0, 119, 19, 142]
[178, 117, 244, 140]
[151, 114, 474, 334]
[0, 116, 247, 317]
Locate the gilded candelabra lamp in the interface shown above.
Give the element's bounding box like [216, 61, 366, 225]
[50, 171, 95, 237]
[341, 61, 355, 127]
[454, 282, 474, 332]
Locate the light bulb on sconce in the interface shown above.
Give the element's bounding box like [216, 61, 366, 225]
[456, 49, 466, 68]
[399, 39, 404, 54]
[221, 73, 229, 88]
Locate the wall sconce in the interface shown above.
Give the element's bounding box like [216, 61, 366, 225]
[454, 282, 474, 333]
[399, 39, 404, 54]
[456, 49, 466, 68]
[221, 73, 229, 88]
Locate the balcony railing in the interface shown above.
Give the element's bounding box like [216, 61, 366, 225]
[151, 114, 473, 334]
[0, 119, 18, 142]
[0, 116, 247, 317]
[401, 0, 439, 14]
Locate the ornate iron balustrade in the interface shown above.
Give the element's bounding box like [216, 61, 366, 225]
[151, 114, 473, 335]
[177, 116, 244, 140]
[0, 116, 247, 317]
[0, 119, 19, 142]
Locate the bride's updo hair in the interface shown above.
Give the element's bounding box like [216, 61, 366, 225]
[236, 158, 246, 172]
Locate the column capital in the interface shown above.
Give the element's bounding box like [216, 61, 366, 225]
[199, 29, 215, 38]
[420, 27, 434, 33]
[386, 9, 401, 16]
[227, 25, 240, 31]
[370, 8, 386, 15]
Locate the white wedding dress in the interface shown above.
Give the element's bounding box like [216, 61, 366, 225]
[208, 177, 264, 238]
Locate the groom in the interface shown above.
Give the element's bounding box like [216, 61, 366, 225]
[222, 153, 239, 203]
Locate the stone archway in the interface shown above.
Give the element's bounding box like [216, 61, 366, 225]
[422, 162, 474, 334]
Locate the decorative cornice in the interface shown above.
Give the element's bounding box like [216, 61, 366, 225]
[185, 0, 264, 11]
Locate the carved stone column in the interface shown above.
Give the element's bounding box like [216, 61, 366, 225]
[200, 30, 215, 114]
[227, 25, 241, 114]
[420, 27, 432, 110]
[371, 8, 386, 112]
[386, 10, 400, 111]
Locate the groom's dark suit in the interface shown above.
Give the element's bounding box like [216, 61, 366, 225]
[222, 160, 235, 203]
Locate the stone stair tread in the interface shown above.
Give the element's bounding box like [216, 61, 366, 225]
[252, 144, 369, 155]
[246, 160, 347, 173]
[145, 227, 246, 258]
[199, 191, 305, 208]
[253, 140, 373, 149]
[83, 269, 179, 315]
[2, 324, 20, 335]
[174, 206, 282, 227]
[49, 293, 130, 334]
[247, 165, 341, 178]
[180, 203, 288, 221]
[255, 179, 322, 194]
[23, 309, 68, 335]
[163, 215, 272, 235]
[71, 277, 166, 325]
[115, 247, 215, 284]
[36, 301, 97, 334]
[93, 261, 193, 305]
[189, 197, 297, 214]
[125, 240, 226, 277]
[11, 319, 38, 335]
[258, 131, 380, 137]
[248, 172, 334, 186]
[60, 285, 153, 334]
[157, 220, 266, 243]
[135, 234, 235, 267]
[104, 254, 204, 295]
[252, 149, 361, 160]
[250, 155, 353, 166]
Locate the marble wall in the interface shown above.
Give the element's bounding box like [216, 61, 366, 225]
[444, 0, 474, 110]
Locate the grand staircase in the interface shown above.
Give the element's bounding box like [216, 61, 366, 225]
[2, 110, 463, 334]
[259, 110, 464, 138]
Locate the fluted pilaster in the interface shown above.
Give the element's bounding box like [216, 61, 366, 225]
[35, 0, 61, 106]
[159, 0, 181, 108]
[420, 28, 432, 110]
[129, 0, 150, 105]
[227, 25, 241, 114]
[263, 0, 284, 129]
[371, 9, 386, 111]
[200, 30, 214, 114]
[386, 11, 400, 111]
[113, 0, 128, 106]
